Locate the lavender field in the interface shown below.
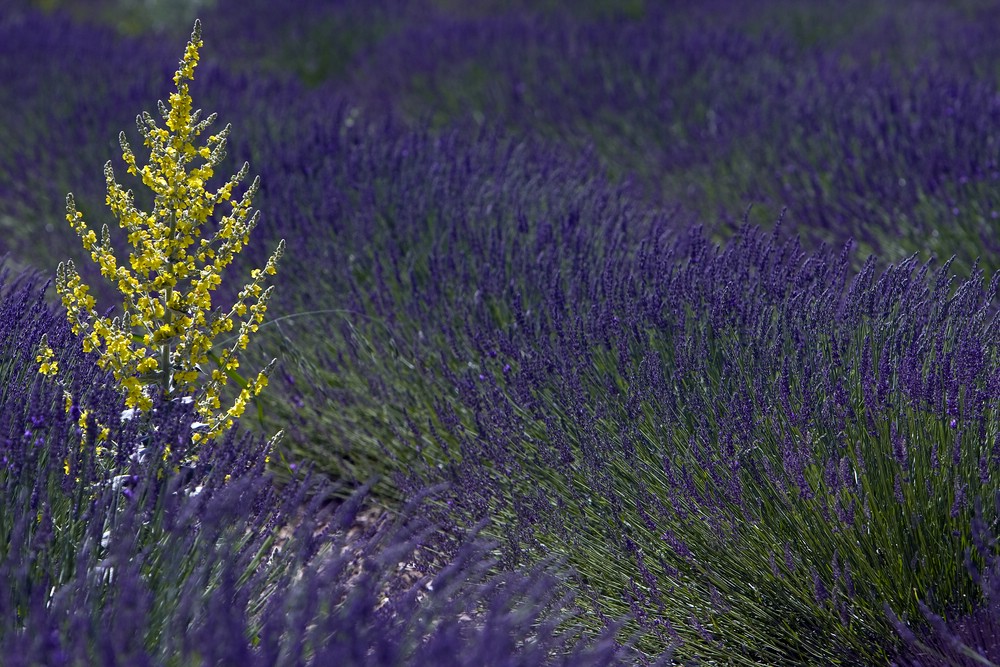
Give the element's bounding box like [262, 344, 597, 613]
[3, 1, 1000, 665]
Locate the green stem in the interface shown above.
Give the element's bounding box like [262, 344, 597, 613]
[160, 333, 170, 396]
[159, 210, 177, 397]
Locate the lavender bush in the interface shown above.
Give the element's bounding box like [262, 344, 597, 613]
[372, 222, 998, 664]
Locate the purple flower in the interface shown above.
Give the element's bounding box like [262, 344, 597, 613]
[891, 421, 908, 468]
[784, 543, 796, 573]
[812, 567, 830, 605]
[952, 481, 968, 518]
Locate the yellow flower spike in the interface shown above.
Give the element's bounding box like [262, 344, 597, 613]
[38, 19, 285, 453]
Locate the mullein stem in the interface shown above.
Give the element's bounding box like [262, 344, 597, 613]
[160, 334, 171, 396]
[159, 212, 174, 397]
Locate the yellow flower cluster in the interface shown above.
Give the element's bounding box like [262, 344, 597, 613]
[36, 335, 59, 376]
[45, 19, 285, 447]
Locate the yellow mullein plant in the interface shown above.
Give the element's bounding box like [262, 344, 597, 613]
[42, 19, 285, 447]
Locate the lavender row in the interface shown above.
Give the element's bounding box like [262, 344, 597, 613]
[343, 4, 1000, 274]
[0, 262, 643, 665]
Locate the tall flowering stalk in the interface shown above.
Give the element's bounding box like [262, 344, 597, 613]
[39, 20, 284, 446]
